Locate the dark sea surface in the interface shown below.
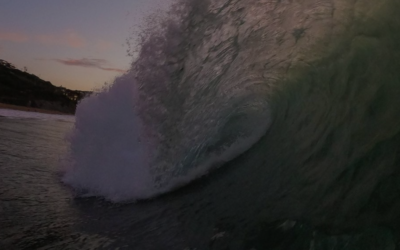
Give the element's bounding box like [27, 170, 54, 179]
[0, 91, 399, 250]
[2, 0, 400, 249]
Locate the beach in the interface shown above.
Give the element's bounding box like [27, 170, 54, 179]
[0, 103, 71, 115]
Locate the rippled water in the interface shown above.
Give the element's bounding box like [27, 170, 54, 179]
[0, 109, 277, 250]
[1, 108, 399, 250]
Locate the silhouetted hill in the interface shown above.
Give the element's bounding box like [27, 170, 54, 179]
[0, 59, 90, 114]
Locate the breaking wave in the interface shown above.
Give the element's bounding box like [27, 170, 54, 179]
[62, 0, 272, 201]
[62, 0, 400, 218]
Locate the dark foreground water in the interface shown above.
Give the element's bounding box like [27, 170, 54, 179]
[0, 102, 399, 250]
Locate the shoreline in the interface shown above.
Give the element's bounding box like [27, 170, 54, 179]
[0, 103, 73, 115]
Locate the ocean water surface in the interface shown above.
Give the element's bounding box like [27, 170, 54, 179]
[2, 0, 400, 249]
[1, 109, 397, 250]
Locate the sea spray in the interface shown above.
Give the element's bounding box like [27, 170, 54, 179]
[62, 0, 273, 201]
[62, 75, 157, 201]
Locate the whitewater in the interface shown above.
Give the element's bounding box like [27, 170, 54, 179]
[2, 0, 397, 248]
[62, 0, 277, 201]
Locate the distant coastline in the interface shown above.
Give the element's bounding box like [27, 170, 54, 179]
[0, 102, 70, 115]
[0, 59, 91, 115]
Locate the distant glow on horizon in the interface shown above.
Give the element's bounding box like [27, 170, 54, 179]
[0, 0, 171, 91]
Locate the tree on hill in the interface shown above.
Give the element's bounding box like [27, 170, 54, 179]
[0, 58, 91, 114]
[0, 59, 16, 69]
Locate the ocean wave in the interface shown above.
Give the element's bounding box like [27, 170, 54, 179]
[62, 0, 400, 215]
[62, 0, 273, 201]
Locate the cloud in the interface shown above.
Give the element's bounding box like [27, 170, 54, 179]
[98, 67, 127, 73]
[54, 58, 106, 67]
[35, 30, 86, 48]
[53, 58, 126, 73]
[0, 30, 114, 51]
[0, 31, 29, 42]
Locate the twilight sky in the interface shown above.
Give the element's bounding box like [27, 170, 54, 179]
[0, 0, 170, 91]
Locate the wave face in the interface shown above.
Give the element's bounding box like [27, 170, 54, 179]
[63, 0, 274, 201]
[63, 0, 400, 221]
